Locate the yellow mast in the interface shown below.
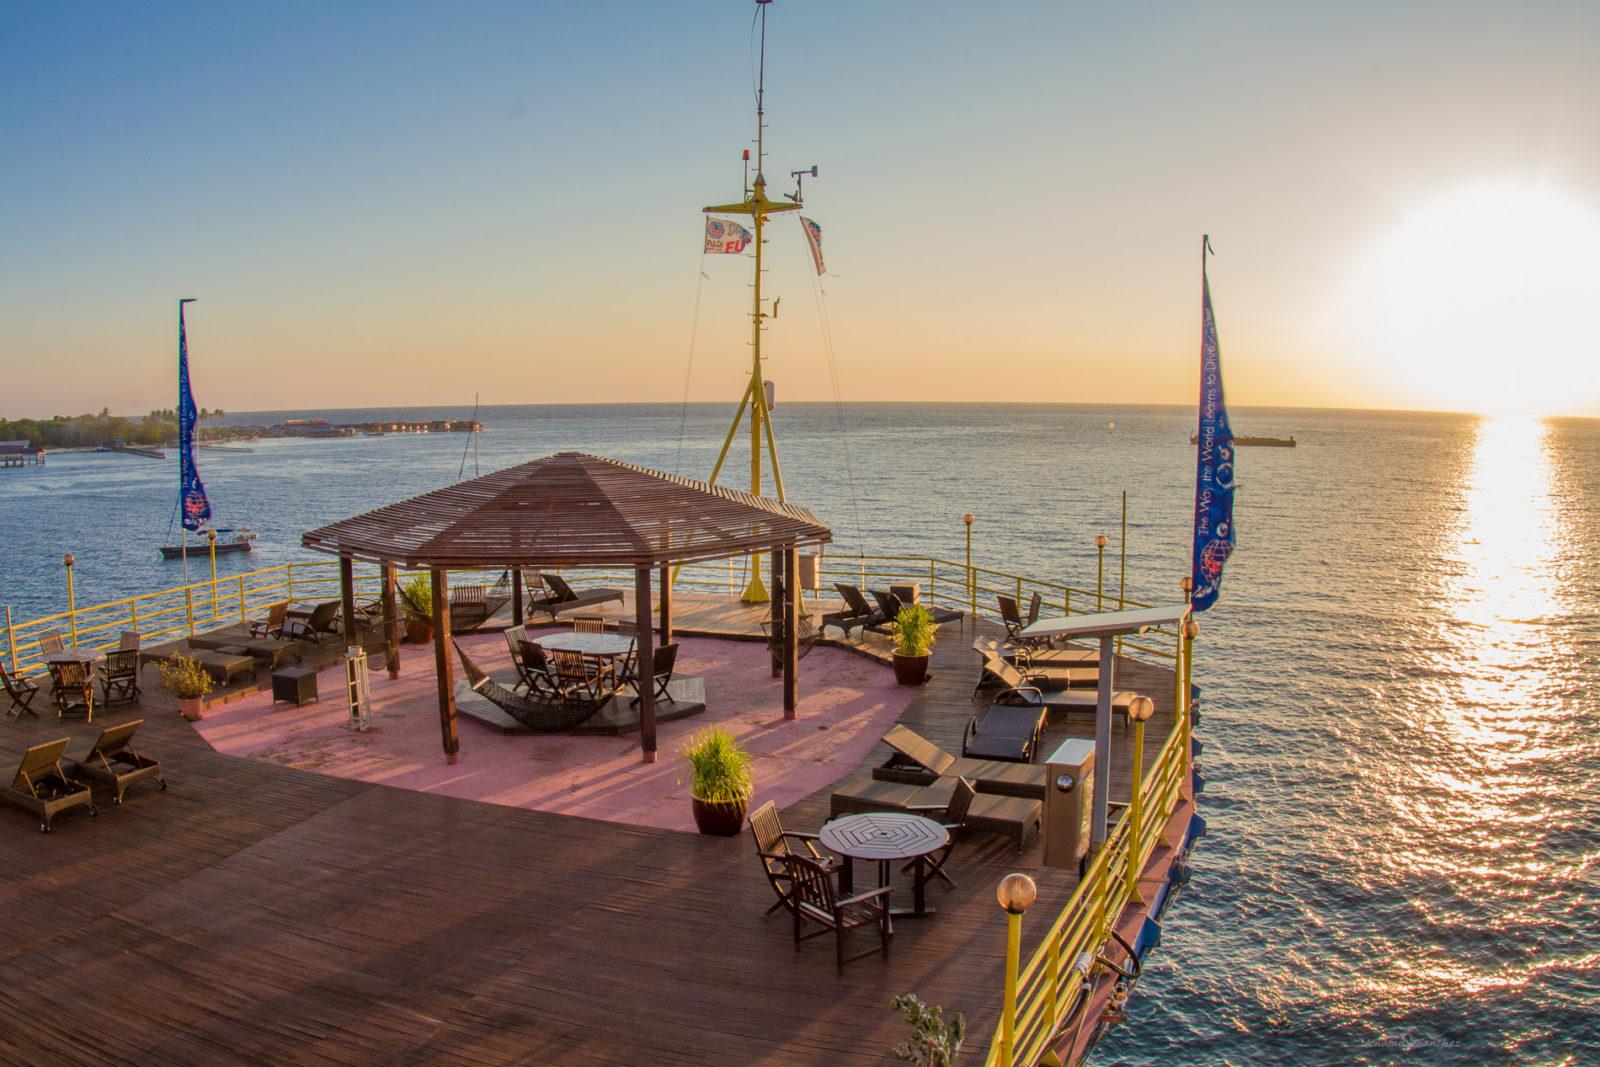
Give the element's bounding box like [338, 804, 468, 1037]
[702, 0, 806, 603]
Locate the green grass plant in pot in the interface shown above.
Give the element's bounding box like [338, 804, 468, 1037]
[891, 604, 938, 686]
[682, 726, 754, 836]
[160, 653, 215, 721]
[399, 575, 434, 644]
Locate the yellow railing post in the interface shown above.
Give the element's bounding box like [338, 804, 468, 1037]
[207, 530, 219, 621]
[929, 558, 936, 607]
[1126, 696, 1155, 901]
[287, 562, 295, 602]
[238, 576, 248, 623]
[63, 554, 78, 646]
[185, 585, 195, 636]
[130, 596, 139, 634]
[996, 874, 1037, 1067]
[5, 605, 15, 672]
[964, 514, 975, 618]
[1094, 535, 1106, 613]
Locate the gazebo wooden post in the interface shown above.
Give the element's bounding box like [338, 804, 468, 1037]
[510, 568, 524, 629]
[658, 565, 672, 645]
[431, 567, 459, 764]
[783, 546, 798, 718]
[380, 562, 400, 678]
[769, 549, 783, 678]
[339, 556, 358, 650]
[634, 566, 657, 763]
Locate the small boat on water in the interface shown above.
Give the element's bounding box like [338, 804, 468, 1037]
[159, 527, 258, 558]
[1191, 432, 1296, 447]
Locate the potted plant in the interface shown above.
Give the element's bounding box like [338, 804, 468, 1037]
[399, 575, 433, 644]
[160, 653, 215, 720]
[890, 604, 938, 686]
[682, 726, 754, 836]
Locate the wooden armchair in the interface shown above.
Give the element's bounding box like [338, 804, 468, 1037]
[783, 854, 892, 974]
[99, 649, 141, 706]
[1, 658, 39, 719]
[47, 661, 94, 723]
[552, 650, 616, 703]
[749, 800, 835, 916]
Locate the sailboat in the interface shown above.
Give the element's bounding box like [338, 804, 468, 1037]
[159, 299, 256, 561]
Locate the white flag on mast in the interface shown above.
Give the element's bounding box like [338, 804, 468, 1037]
[704, 217, 752, 254]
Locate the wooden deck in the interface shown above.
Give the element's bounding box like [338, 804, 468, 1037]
[0, 594, 1178, 1065]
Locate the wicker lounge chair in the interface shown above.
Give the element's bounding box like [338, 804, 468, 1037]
[2, 658, 40, 719]
[526, 574, 625, 622]
[189, 650, 256, 686]
[3, 737, 96, 832]
[249, 601, 289, 639]
[99, 648, 141, 706]
[784, 853, 892, 974]
[907, 776, 1043, 862]
[47, 661, 94, 723]
[869, 589, 964, 630]
[284, 601, 342, 644]
[830, 775, 958, 818]
[453, 641, 611, 732]
[820, 583, 883, 638]
[68, 719, 165, 806]
[962, 703, 1047, 763]
[750, 800, 836, 916]
[973, 640, 1098, 693]
[872, 724, 1046, 799]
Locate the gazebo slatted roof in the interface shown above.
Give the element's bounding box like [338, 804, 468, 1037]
[302, 452, 831, 569]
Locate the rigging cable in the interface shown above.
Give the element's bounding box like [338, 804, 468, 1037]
[457, 393, 481, 481]
[799, 217, 865, 554]
[674, 252, 710, 476]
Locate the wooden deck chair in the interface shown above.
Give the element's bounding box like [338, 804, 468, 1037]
[118, 630, 142, 651]
[284, 601, 341, 644]
[1, 657, 40, 719]
[906, 776, 1043, 875]
[249, 601, 289, 639]
[47, 661, 94, 723]
[627, 642, 677, 707]
[3, 737, 96, 831]
[571, 616, 605, 634]
[749, 800, 835, 916]
[784, 854, 891, 975]
[99, 648, 141, 706]
[69, 719, 165, 806]
[820, 583, 883, 638]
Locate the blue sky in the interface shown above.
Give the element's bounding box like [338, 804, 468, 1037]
[3, 1, 1598, 416]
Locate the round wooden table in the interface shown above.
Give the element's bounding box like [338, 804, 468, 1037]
[531, 632, 635, 658]
[819, 812, 949, 918]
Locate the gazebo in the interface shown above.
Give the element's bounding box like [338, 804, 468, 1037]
[302, 452, 832, 764]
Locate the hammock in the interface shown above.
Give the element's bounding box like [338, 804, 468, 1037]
[452, 641, 608, 732]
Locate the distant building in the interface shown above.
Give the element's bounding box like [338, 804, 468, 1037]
[0, 439, 45, 467]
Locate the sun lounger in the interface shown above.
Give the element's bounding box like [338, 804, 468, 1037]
[962, 703, 1046, 763]
[525, 574, 625, 622]
[872, 723, 1046, 799]
[869, 589, 964, 630]
[973, 640, 1099, 692]
[907, 777, 1042, 854]
[829, 775, 958, 819]
[67, 719, 165, 806]
[1003, 645, 1100, 668]
[3, 737, 96, 831]
[191, 650, 256, 686]
[820, 583, 884, 638]
[284, 601, 342, 644]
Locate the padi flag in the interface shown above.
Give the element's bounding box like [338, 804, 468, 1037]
[799, 216, 826, 275]
[177, 300, 211, 532]
[704, 217, 752, 254]
[1190, 271, 1235, 611]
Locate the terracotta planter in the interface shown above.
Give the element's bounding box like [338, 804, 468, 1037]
[691, 796, 749, 837]
[179, 697, 204, 721]
[892, 652, 931, 686]
[406, 618, 434, 644]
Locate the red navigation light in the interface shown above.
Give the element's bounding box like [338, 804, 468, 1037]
[743, 149, 750, 161]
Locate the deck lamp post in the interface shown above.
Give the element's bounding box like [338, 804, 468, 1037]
[996, 872, 1038, 1067]
[1125, 694, 1156, 901]
[207, 529, 219, 622]
[964, 514, 975, 618]
[1094, 535, 1108, 612]
[63, 554, 77, 646]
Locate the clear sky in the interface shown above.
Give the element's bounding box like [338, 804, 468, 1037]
[3, 1, 1598, 418]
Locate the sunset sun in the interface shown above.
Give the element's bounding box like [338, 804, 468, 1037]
[1347, 182, 1600, 415]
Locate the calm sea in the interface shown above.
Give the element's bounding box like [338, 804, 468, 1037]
[2, 402, 1596, 1065]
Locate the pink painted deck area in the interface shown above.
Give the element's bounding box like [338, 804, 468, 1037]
[191, 632, 915, 833]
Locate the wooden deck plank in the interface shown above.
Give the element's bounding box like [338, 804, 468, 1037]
[0, 593, 1177, 1065]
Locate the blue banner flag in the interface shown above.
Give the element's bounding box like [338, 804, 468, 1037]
[177, 300, 211, 532]
[1190, 266, 1235, 612]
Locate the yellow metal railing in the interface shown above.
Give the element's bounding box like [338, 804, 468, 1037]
[986, 630, 1194, 1067]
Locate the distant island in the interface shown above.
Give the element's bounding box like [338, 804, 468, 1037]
[0, 408, 240, 450]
